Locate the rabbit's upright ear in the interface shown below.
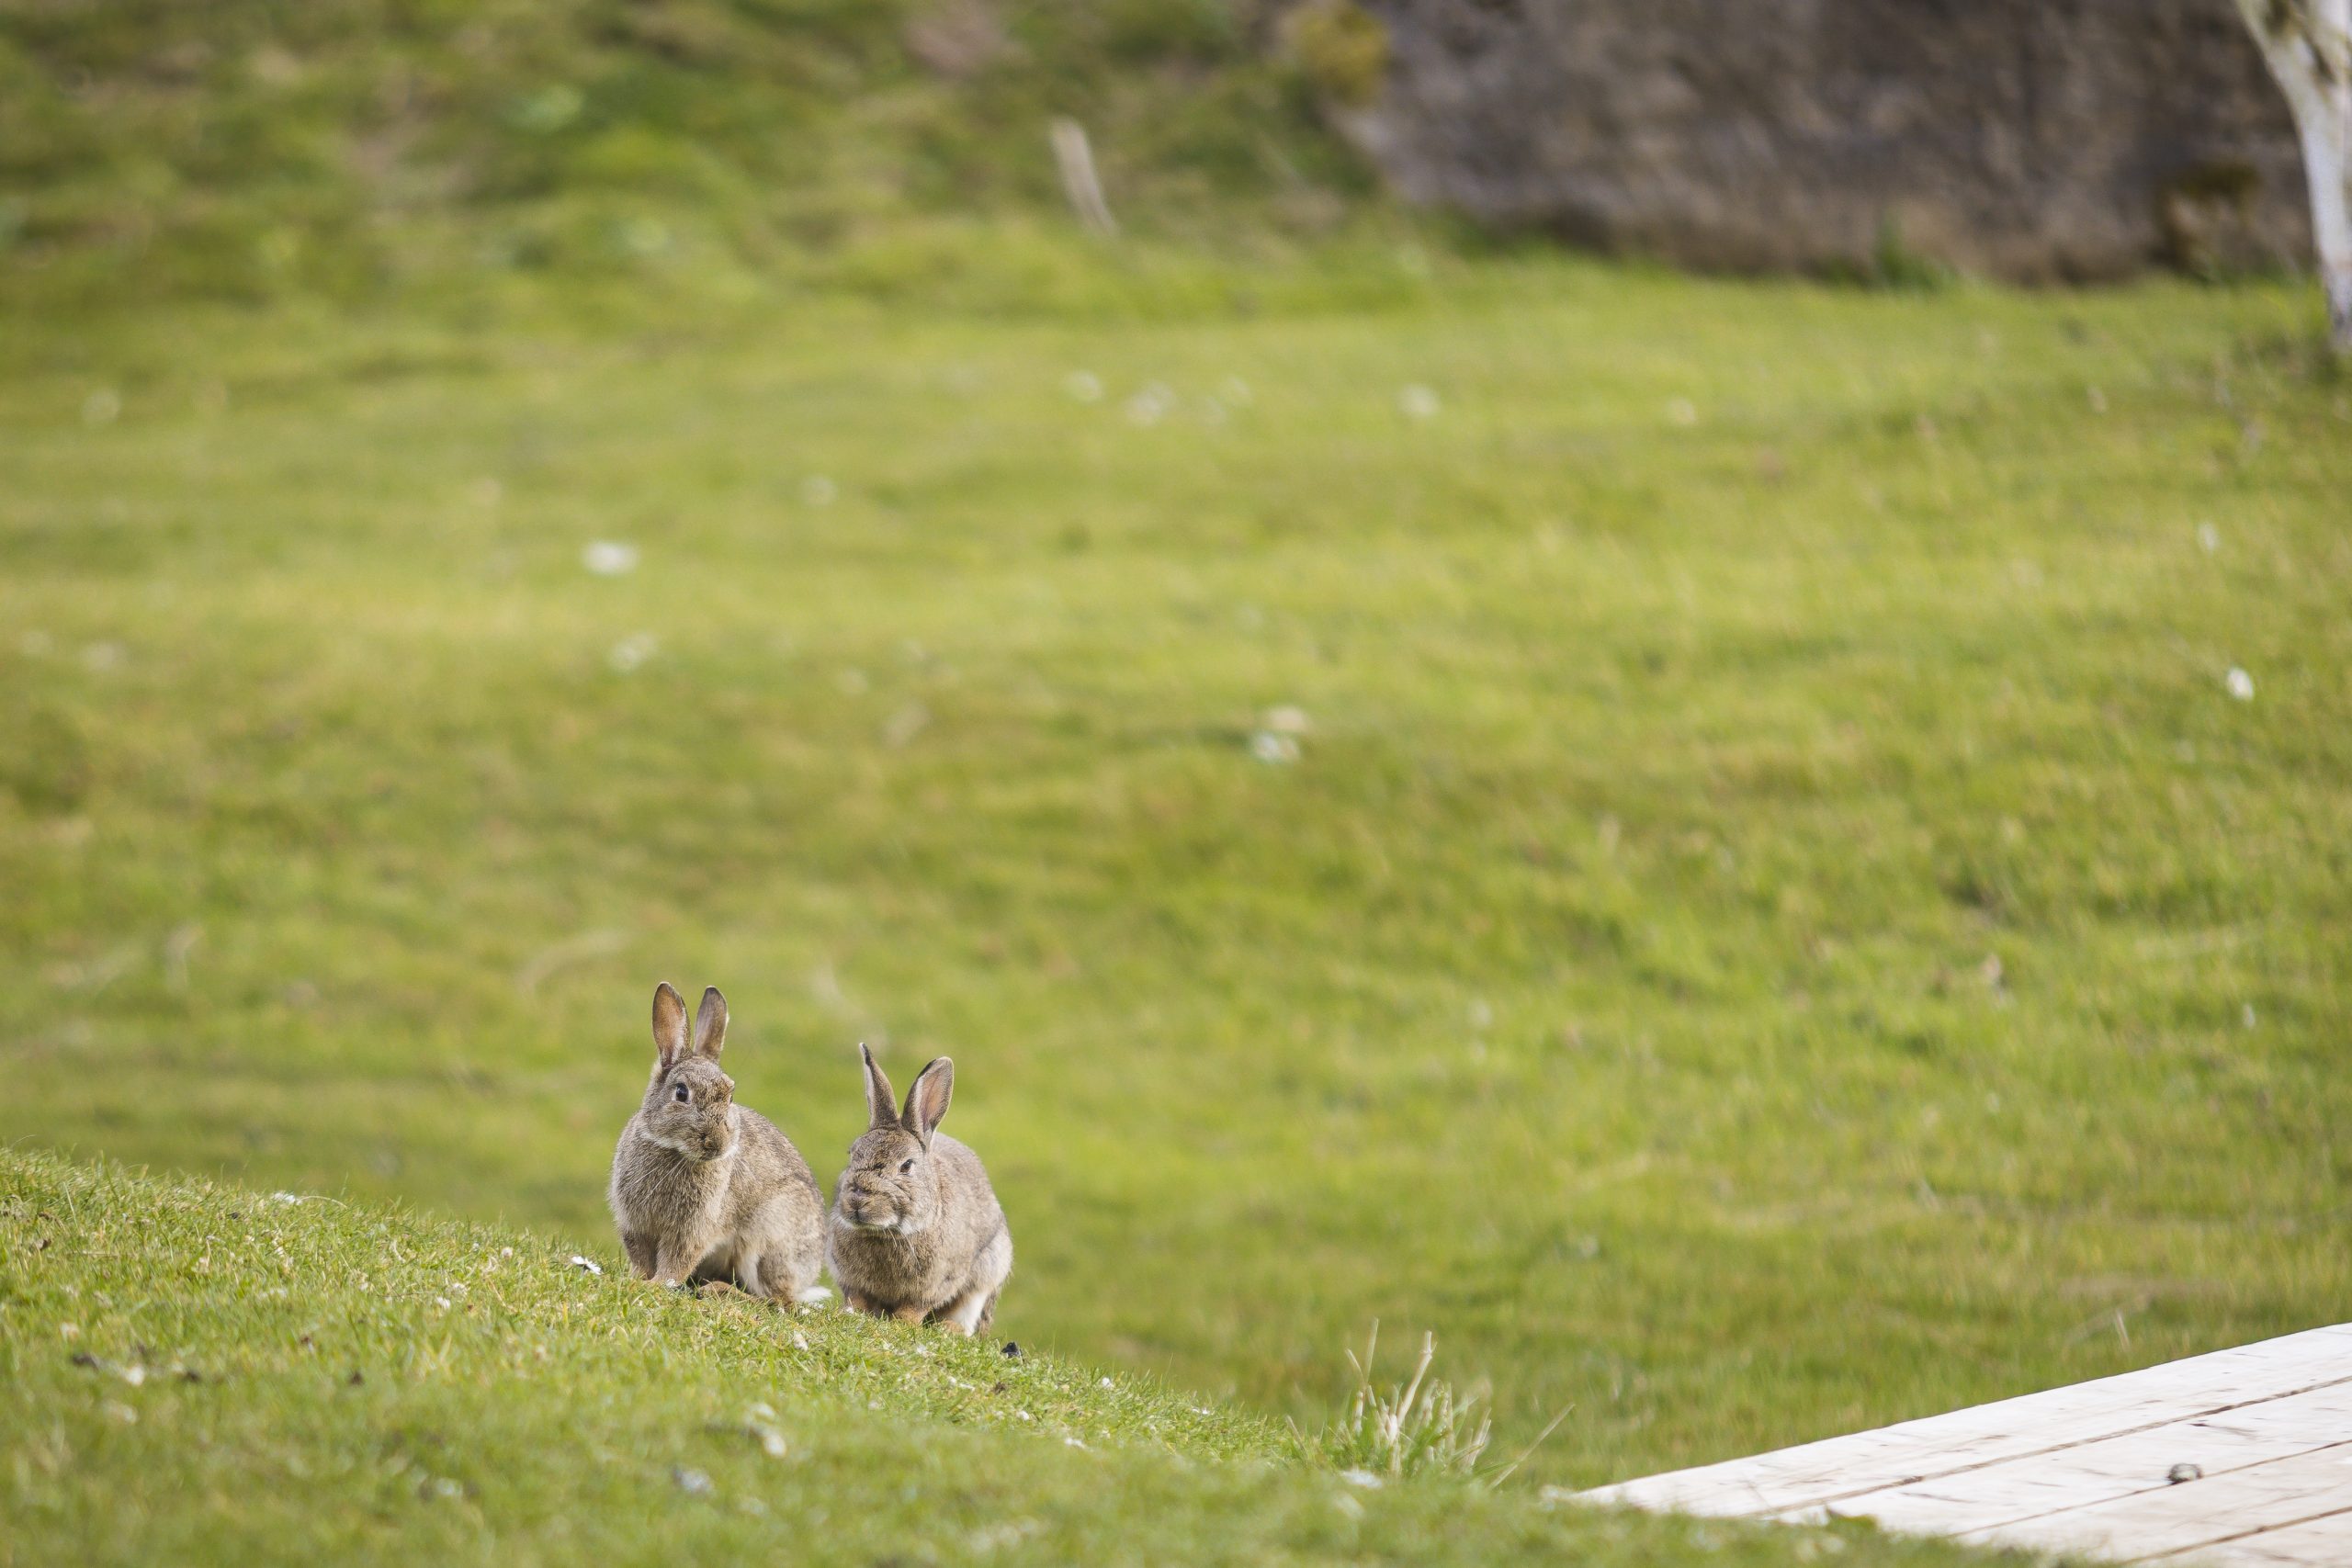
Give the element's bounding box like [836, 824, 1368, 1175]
[901, 1057, 954, 1148]
[652, 983, 689, 1069]
[692, 987, 729, 1059]
[860, 1043, 898, 1130]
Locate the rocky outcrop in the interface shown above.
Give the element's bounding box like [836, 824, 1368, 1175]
[1333, 0, 2310, 279]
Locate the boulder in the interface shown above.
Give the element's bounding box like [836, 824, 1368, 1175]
[1332, 0, 2309, 278]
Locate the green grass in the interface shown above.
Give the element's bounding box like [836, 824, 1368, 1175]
[0, 0, 1391, 310]
[3, 243, 2350, 1562]
[0, 1148, 1997, 1565]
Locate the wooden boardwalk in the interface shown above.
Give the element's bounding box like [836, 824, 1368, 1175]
[1579, 1325, 2352, 1564]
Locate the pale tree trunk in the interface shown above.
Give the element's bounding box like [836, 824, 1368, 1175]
[2234, 0, 2352, 351]
[2308, 117, 2352, 349]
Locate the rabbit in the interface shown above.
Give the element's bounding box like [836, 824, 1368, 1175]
[827, 1043, 1012, 1335]
[608, 982, 827, 1303]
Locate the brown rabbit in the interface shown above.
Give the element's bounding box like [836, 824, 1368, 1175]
[828, 1043, 1012, 1334]
[608, 983, 827, 1302]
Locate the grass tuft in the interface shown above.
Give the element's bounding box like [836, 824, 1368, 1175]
[1304, 1322, 1494, 1482]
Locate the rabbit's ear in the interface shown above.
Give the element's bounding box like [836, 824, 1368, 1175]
[692, 987, 729, 1059]
[900, 1056, 954, 1147]
[860, 1043, 898, 1130]
[652, 983, 689, 1069]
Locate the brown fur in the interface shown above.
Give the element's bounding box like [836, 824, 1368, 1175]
[608, 983, 825, 1300]
[827, 1045, 1012, 1335]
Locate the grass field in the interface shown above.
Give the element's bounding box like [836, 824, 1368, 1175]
[4, 243, 2351, 1562]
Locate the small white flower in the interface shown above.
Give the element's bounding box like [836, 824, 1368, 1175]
[567, 1255, 604, 1275]
[1064, 371, 1103, 403]
[1063, 1436, 1086, 1449]
[1339, 1468, 1384, 1489]
[802, 475, 838, 506]
[270, 1192, 305, 1205]
[969, 1520, 1042, 1551]
[582, 541, 639, 576]
[1398, 384, 1440, 420]
[1125, 384, 1173, 426]
[1250, 731, 1299, 765]
[2197, 522, 2220, 554]
[1099, 1376, 1114, 1389]
[433, 1296, 452, 1310]
[2225, 667, 2254, 702]
[608, 633, 658, 673]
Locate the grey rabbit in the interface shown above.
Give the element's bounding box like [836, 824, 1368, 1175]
[608, 982, 827, 1302]
[828, 1043, 1012, 1334]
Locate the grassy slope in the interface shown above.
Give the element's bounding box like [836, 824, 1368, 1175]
[0, 1148, 1997, 1565]
[5, 258, 2349, 1507]
[0, 0, 1389, 310]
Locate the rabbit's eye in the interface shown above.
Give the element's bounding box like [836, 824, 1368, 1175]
[673, 1084, 690, 1103]
[899, 1158, 915, 1174]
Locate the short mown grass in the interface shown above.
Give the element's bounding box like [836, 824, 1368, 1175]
[3, 239, 2349, 1562]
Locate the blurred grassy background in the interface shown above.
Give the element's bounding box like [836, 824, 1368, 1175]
[0, 0, 1400, 312]
[6, 0, 2352, 1504]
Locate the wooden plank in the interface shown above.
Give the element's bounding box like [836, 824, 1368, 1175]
[1960, 1446, 2352, 1562]
[1582, 1325, 2352, 1519]
[1767, 1384, 2352, 1537]
[2193, 1507, 2352, 1565]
